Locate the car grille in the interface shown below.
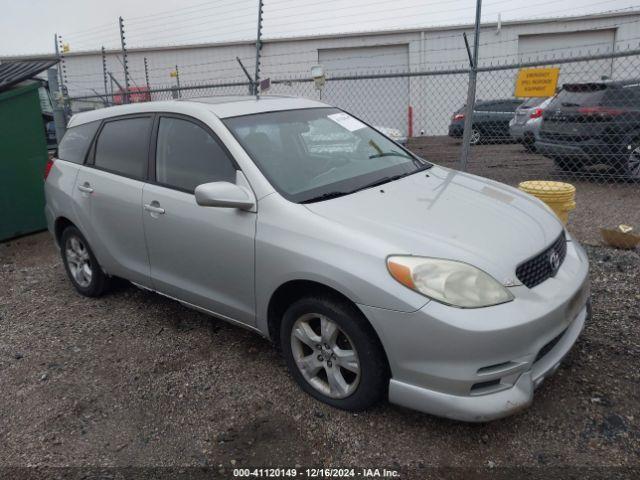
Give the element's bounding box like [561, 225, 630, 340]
[516, 231, 567, 288]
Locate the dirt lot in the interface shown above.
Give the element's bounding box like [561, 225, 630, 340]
[409, 136, 640, 246]
[1, 223, 639, 477]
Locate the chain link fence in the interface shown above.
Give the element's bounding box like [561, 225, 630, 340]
[66, 47, 640, 243]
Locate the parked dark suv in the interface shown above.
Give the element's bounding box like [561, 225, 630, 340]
[536, 80, 640, 178]
[448, 99, 523, 144]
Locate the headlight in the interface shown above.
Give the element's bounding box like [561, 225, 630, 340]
[387, 256, 514, 308]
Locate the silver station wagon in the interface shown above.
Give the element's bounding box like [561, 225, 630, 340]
[44, 96, 590, 422]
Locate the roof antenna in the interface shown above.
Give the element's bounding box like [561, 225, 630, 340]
[496, 13, 502, 35]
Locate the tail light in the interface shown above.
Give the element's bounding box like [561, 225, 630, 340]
[44, 156, 55, 180]
[529, 108, 543, 119]
[453, 113, 465, 120]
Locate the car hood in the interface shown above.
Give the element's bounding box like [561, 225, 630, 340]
[304, 165, 563, 284]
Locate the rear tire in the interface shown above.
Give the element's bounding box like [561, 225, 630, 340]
[60, 226, 111, 297]
[280, 295, 388, 411]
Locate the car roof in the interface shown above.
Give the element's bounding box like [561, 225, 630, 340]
[68, 95, 330, 127]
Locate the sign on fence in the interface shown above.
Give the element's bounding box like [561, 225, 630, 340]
[514, 67, 560, 98]
[259, 77, 271, 93]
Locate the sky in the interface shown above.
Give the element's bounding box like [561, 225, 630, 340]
[1, 0, 639, 56]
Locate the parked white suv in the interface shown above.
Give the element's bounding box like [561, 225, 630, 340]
[45, 96, 590, 421]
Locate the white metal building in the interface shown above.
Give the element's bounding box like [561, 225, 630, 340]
[6, 10, 640, 135]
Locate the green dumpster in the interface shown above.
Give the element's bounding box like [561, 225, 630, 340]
[0, 82, 49, 241]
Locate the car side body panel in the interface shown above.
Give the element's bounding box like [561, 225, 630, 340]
[142, 181, 257, 326]
[44, 160, 83, 245]
[74, 166, 150, 286]
[254, 193, 430, 336]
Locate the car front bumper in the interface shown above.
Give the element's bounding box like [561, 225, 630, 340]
[358, 237, 590, 422]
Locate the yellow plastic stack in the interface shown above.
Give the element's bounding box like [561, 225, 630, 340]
[518, 180, 576, 225]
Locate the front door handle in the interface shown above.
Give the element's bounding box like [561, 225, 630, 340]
[144, 203, 165, 214]
[77, 183, 94, 194]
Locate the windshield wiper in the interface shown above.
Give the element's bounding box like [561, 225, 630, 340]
[352, 164, 432, 193]
[368, 151, 414, 160]
[300, 191, 350, 204]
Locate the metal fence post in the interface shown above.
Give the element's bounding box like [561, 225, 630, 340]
[459, 0, 483, 171]
[101, 46, 109, 106]
[254, 0, 264, 96]
[175, 65, 182, 97]
[119, 16, 130, 104]
[54, 33, 64, 94]
[55, 34, 71, 122]
[144, 57, 150, 95]
[236, 56, 255, 94]
[47, 68, 67, 143]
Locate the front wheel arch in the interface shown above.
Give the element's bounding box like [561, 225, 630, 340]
[266, 280, 390, 366]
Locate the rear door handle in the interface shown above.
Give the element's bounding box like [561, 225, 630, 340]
[77, 184, 94, 194]
[144, 203, 165, 214]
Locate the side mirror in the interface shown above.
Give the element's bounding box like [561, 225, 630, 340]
[194, 181, 255, 210]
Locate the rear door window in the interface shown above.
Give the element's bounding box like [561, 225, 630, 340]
[57, 121, 100, 164]
[93, 116, 152, 180]
[154, 116, 236, 193]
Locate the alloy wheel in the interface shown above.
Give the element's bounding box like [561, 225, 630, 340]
[628, 144, 640, 179]
[290, 313, 360, 399]
[65, 235, 93, 288]
[470, 128, 481, 145]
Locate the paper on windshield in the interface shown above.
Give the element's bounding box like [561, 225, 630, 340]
[327, 112, 366, 132]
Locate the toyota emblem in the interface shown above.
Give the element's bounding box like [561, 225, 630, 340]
[549, 250, 561, 274]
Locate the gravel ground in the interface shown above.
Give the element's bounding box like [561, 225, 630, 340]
[409, 136, 640, 246]
[1, 230, 639, 476]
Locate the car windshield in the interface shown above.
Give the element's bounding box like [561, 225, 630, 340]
[224, 107, 430, 203]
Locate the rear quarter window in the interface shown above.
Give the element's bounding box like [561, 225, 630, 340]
[57, 121, 100, 164]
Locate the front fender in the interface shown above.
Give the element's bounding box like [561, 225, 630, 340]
[254, 195, 428, 335]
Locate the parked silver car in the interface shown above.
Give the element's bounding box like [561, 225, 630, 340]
[509, 97, 553, 151]
[44, 96, 590, 422]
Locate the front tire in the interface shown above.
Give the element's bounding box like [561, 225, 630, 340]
[280, 295, 388, 411]
[60, 226, 111, 297]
